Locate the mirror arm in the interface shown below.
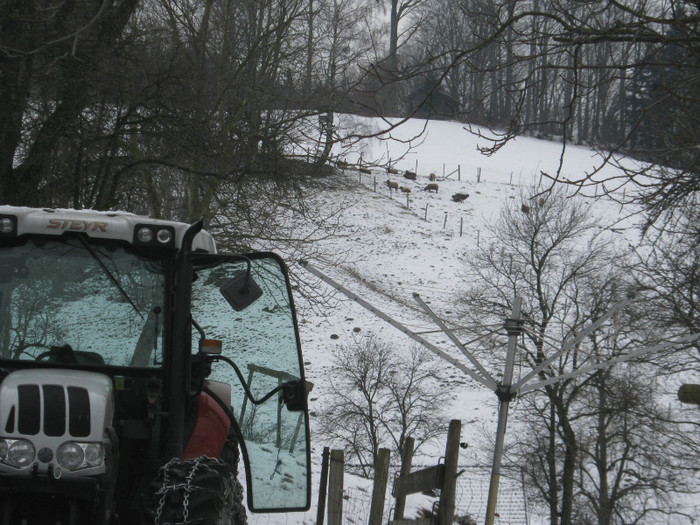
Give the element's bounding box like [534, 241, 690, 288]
[191, 318, 206, 340]
[241, 256, 252, 290]
[210, 355, 299, 407]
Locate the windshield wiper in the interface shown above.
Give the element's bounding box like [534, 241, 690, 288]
[76, 236, 144, 320]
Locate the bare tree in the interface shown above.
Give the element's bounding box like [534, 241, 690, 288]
[519, 270, 693, 525]
[456, 187, 693, 524]
[0, 0, 140, 205]
[0, 0, 324, 212]
[319, 333, 448, 477]
[633, 205, 700, 340]
[574, 367, 694, 524]
[306, 0, 380, 164]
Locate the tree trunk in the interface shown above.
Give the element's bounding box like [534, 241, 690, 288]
[384, 0, 400, 115]
[596, 373, 613, 525]
[547, 401, 559, 524]
[7, 82, 85, 205]
[552, 389, 578, 525]
[306, 0, 314, 92]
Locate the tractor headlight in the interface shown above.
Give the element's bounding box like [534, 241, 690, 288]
[0, 215, 17, 236]
[57, 442, 84, 470]
[156, 228, 173, 244]
[136, 227, 154, 244]
[84, 443, 103, 467]
[0, 438, 36, 468]
[57, 442, 104, 471]
[134, 224, 175, 248]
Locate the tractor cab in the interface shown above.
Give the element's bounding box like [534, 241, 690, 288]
[0, 206, 310, 524]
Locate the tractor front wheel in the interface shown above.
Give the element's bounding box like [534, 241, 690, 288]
[151, 456, 246, 525]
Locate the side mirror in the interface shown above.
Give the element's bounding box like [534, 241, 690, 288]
[281, 380, 309, 412]
[220, 271, 263, 311]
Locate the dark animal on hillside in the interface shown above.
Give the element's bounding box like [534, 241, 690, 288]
[387, 167, 400, 174]
[429, 173, 437, 181]
[399, 186, 411, 193]
[452, 193, 469, 202]
[387, 180, 399, 191]
[521, 203, 531, 214]
[424, 183, 439, 193]
[404, 171, 417, 180]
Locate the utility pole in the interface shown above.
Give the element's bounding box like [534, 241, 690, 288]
[485, 296, 522, 525]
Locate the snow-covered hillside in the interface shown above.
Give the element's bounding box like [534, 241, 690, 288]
[247, 117, 686, 525]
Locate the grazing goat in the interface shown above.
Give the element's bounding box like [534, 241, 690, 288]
[521, 203, 531, 214]
[399, 186, 411, 193]
[424, 183, 439, 193]
[386, 180, 399, 191]
[387, 167, 400, 175]
[452, 192, 469, 202]
[404, 170, 417, 180]
[429, 173, 437, 181]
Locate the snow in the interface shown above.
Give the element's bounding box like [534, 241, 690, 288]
[331, 115, 641, 194]
[245, 116, 690, 525]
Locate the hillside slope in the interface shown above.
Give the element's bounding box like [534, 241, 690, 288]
[250, 117, 648, 525]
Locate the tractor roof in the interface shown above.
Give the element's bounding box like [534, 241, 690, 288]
[0, 206, 216, 253]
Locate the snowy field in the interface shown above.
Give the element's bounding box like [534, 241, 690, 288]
[247, 116, 690, 525]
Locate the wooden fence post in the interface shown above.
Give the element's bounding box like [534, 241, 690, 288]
[393, 437, 415, 521]
[327, 449, 344, 525]
[369, 448, 391, 525]
[437, 420, 461, 525]
[316, 447, 330, 525]
[388, 420, 462, 525]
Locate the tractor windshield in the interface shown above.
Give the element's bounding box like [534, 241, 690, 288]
[0, 236, 167, 368]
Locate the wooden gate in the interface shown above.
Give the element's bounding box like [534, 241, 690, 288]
[388, 419, 461, 525]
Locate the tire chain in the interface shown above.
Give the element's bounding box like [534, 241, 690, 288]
[154, 456, 244, 525]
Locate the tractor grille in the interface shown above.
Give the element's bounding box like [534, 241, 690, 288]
[11, 384, 90, 438]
